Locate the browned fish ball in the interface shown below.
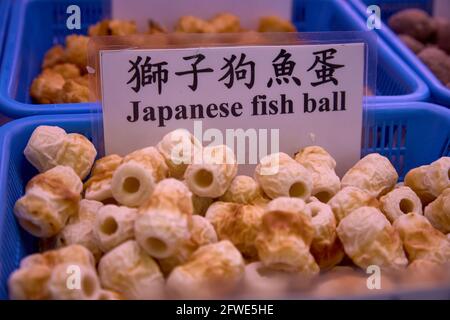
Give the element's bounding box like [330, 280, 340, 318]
[418, 47, 450, 85]
[398, 34, 425, 54]
[435, 18, 450, 54]
[388, 9, 436, 42]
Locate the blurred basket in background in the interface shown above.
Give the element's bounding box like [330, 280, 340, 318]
[350, 0, 450, 107]
[0, 0, 430, 118]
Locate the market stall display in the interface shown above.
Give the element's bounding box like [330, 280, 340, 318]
[0, 102, 449, 299]
[0, 0, 429, 118]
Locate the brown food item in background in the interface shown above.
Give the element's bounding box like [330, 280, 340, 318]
[418, 47, 450, 84]
[64, 35, 89, 69]
[388, 9, 436, 42]
[72, 74, 89, 87]
[209, 13, 241, 33]
[175, 15, 216, 33]
[435, 18, 450, 54]
[30, 69, 65, 104]
[147, 19, 167, 34]
[88, 19, 110, 36]
[398, 34, 425, 54]
[50, 63, 81, 80]
[88, 19, 137, 36]
[42, 45, 66, 69]
[59, 79, 90, 103]
[258, 16, 296, 32]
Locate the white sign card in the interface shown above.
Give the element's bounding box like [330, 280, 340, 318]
[100, 43, 364, 176]
[112, 0, 292, 31]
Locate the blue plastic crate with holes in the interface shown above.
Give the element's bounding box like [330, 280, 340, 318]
[0, 0, 429, 118]
[1, 102, 450, 299]
[350, 0, 450, 107]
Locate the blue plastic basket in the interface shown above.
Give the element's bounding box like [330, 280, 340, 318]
[0, 0, 110, 118]
[350, 0, 450, 107]
[0, 0, 11, 62]
[1, 102, 450, 299]
[0, 0, 429, 118]
[0, 0, 12, 125]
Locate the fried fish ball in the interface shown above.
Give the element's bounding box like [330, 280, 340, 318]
[50, 63, 81, 80]
[418, 47, 450, 85]
[175, 16, 215, 33]
[207, 203, 264, 260]
[14, 166, 82, 237]
[56, 133, 97, 179]
[135, 179, 192, 259]
[401, 259, 450, 289]
[258, 16, 296, 32]
[388, 9, 436, 42]
[42, 45, 66, 69]
[108, 19, 137, 35]
[393, 212, 450, 264]
[242, 262, 290, 298]
[255, 198, 319, 275]
[379, 186, 423, 223]
[84, 155, 123, 202]
[140, 178, 194, 215]
[327, 186, 379, 223]
[111, 146, 168, 207]
[166, 240, 245, 299]
[21, 244, 96, 269]
[24, 125, 66, 172]
[219, 175, 265, 205]
[204, 201, 238, 226]
[398, 34, 425, 54]
[8, 265, 52, 300]
[59, 79, 90, 103]
[255, 152, 312, 200]
[89, 19, 137, 36]
[64, 35, 89, 69]
[147, 19, 167, 34]
[265, 196, 312, 216]
[435, 18, 450, 54]
[94, 204, 137, 252]
[209, 13, 241, 33]
[425, 188, 450, 234]
[341, 153, 398, 198]
[98, 240, 165, 300]
[55, 199, 104, 261]
[30, 69, 65, 104]
[8, 245, 95, 300]
[48, 263, 101, 300]
[336, 206, 408, 271]
[307, 201, 344, 270]
[158, 215, 217, 275]
[156, 129, 202, 179]
[184, 145, 237, 198]
[24, 125, 97, 179]
[72, 74, 89, 87]
[294, 146, 341, 202]
[405, 157, 450, 204]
